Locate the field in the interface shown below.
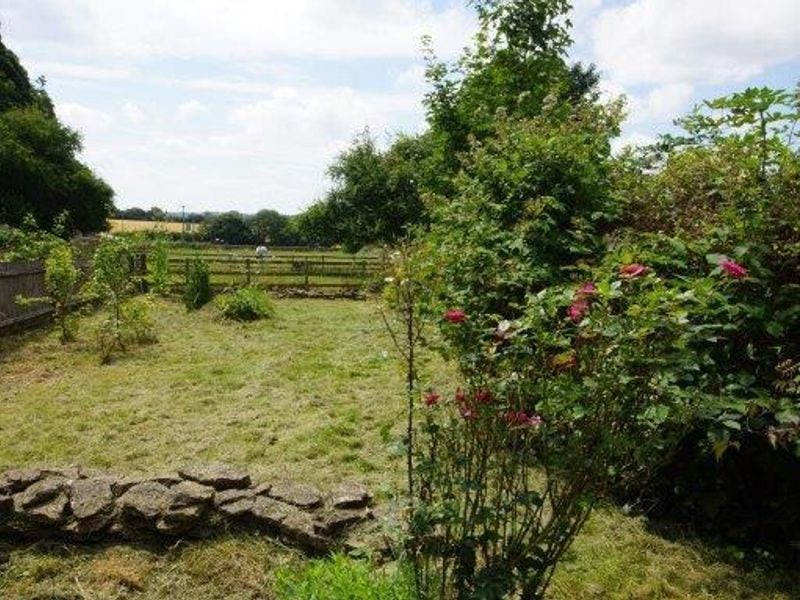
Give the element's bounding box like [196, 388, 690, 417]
[108, 220, 202, 234]
[0, 298, 798, 599]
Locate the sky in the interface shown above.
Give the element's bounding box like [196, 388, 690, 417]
[0, 0, 798, 215]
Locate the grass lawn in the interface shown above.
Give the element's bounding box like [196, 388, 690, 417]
[0, 298, 797, 599]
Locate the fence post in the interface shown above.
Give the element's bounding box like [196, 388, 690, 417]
[304, 258, 310, 288]
[246, 258, 252, 285]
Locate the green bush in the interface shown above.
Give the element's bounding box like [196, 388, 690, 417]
[215, 286, 274, 321]
[607, 87, 800, 551]
[183, 259, 212, 310]
[149, 236, 170, 296]
[16, 241, 80, 342]
[411, 83, 800, 575]
[274, 555, 414, 600]
[120, 295, 158, 344]
[85, 235, 139, 362]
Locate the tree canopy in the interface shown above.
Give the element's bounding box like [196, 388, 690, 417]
[0, 31, 114, 233]
[298, 0, 600, 250]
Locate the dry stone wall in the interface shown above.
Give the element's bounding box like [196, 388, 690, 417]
[0, 463, 380, 554]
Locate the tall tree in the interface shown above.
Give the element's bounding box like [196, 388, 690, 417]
[311, 130, 426, 252]
[424, 0, 599, 184]
[0, 31, 114, 233]
[202, 212, 255, 245]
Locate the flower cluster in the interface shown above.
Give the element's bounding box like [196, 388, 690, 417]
[567, 281, 599, 324]
[503, 410, 543, 429]
[443, 308, 467, 324]
[720, 257, 748, 279]
[619, 263, 649, 279]
[423, 391, 440, 407]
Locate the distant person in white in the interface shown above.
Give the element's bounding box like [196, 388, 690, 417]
[256, 245, 269, 260]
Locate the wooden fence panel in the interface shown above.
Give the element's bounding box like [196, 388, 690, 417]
[0, 261, 49, 330]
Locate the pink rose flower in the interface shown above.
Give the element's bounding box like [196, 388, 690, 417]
[567, 298, 589, 323]
[720, 257, 748, 279]
[578, 282, 598, 296]
[474, 389, 493, 404]
[443, 308, 467, 324]
[459, 406, 475, 420]
[423, 391, 440, 407]
[455, 387, 474, 420]
[619, 263, 650, 279]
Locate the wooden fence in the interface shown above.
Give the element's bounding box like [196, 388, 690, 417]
[0, 261, 49, 331]
[0, 251, 383, 334]
[165, 253, 385, 288]
[0, 256, 143, 334]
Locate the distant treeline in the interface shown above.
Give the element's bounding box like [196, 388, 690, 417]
[115, 208, 318, 247]
[114, 207, 205, 223]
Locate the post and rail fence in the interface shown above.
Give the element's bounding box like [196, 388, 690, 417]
[1, 250, 384, 334]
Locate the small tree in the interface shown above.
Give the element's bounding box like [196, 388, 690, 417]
[85, 235, 137, 362]
[183, 258, 212, 310]
[16, 242, 80, 342]
[150, 236, 170, 296]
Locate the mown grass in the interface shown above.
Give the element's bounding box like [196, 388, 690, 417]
[0, 297, 798, 599]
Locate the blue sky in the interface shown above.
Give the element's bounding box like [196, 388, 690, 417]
[1, 0, 798, 215]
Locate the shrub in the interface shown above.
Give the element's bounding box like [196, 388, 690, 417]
[274, 555, 414, 600]
[389, 253, 714, 599]
[215, 286, 274, 321]
[183, 258, 212, 310]
[607, 87, 800, 551]
[84, 235, 155, 363]
[150, 236, 170, 296]
[16, 241, 80, 342]
[85, 235, 137, 361]
[408, 84, 800, 583]
[0, 221, 63, 261]
[120, 295, 158, 344]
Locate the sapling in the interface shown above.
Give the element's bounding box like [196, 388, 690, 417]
[17, 242, 80, 343]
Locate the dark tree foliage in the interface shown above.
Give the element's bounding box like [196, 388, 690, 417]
[250, 209, 294, 245]
[292, 201, 340, 247]
[201, 212, 255, 245]
[0, 32, 114, 233]
[0, 31, 54, 115]
[306, 130, 426, 252]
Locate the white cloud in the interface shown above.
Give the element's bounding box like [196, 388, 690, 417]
[121, 102, 145, 124]
[619, 82, 695, 125]
[394, 64, 426, 90]
[593, 0, 800, 85]
[27, 60, 137, 82]
[177, 100, 208, 121]
[612, 131, 657, 154]
[55, 102, 113, 132]
[66, 83, 425, 214]
[7, 0, 476, 61]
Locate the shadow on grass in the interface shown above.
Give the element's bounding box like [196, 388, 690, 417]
[642, 517, 800, 596]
